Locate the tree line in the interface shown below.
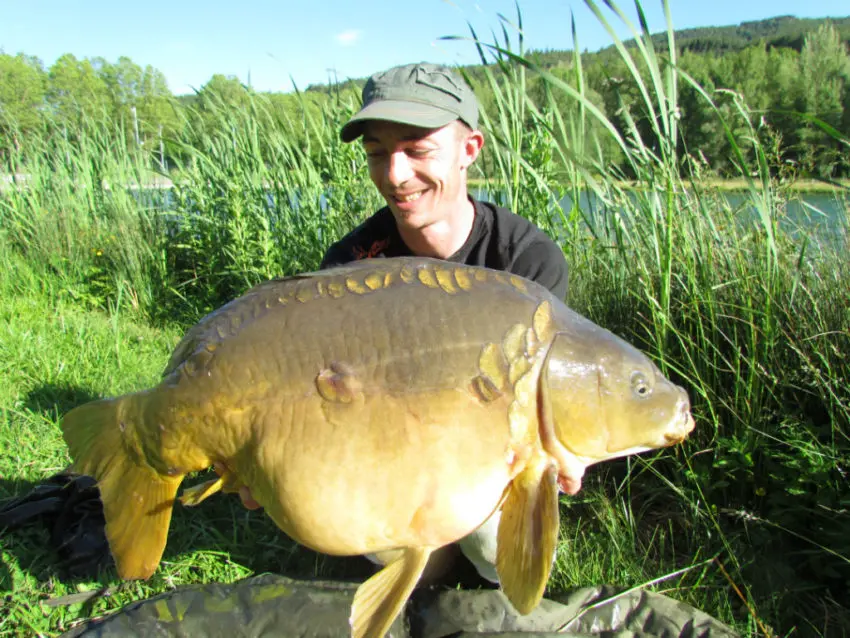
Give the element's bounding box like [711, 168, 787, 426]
[1, 15, 848, 179]
[462, 18, 850, 179]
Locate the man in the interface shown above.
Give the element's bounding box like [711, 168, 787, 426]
[238, 62, 570, 585]
[319, 62, 569, 302]
[311, 61, 570, 586]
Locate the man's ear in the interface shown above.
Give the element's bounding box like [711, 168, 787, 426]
[462, 128, 485, 168]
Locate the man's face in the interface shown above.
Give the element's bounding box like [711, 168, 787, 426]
[361, 120, 483, 230]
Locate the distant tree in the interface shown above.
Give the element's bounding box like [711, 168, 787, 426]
[47, 54, 111, 128]
[304, 77, 363, 96]
[198, 74, 252, 111]
[677, 51, 734, 173]
[795, 23, 850, 176]
[93, 56, 144, 140]
[701, 44, 803, 175]
[583, 50, 662, 177]
[178, 74, 254, 149]
[527, 63, 623, 172]
[759, 47, 803, 173]
[94, 56, 142, 111]
[88, 57, 178, 148]
[0, 53, 47, 142]
[136, 66, 179, 148]
[265, 90, 326, 146]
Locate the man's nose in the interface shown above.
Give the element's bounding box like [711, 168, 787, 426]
[386, 151, 414, 186]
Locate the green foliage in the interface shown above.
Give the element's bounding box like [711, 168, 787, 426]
[795, 23, 850, 176]
[0, 53, 47, 140]
[1, 2, 849, 637]
[46, 54, 113, 129]
[156, 83, 379, 324]
[638, 14, 850, 56]
[2, 12, 850, 177]
[448, 3, 850, 634]
[94, 56, 181, 148]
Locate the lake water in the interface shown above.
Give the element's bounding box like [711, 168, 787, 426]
[116, 184, 849, 248]
[471, 188, 848, 244]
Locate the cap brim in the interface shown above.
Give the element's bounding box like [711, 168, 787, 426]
[340, 100, 459, 142]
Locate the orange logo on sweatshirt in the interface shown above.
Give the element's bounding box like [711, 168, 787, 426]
[352, 239, 390, 260]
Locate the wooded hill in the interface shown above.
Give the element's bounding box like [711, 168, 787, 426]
[530, 13, 850, 62]
[301, 14, 850, 92]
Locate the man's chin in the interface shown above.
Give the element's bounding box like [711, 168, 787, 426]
[389, 204, 429, 228]
[390, 197, 426, 216]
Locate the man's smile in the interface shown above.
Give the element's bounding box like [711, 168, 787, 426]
[392, 191, 424, 203]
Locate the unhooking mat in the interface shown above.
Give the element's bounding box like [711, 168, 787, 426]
[2, 473, 740, 637]
[59, 573, 740, 638]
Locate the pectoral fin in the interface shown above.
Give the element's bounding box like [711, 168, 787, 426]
[496, 455, 560, 615]
[350, 546, 432, 638]
[178, 476, 225, 507]
[179, 465, 240, 507]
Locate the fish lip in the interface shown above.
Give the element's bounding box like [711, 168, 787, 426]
[663, 410, 695, 444]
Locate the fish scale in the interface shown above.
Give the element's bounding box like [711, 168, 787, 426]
[60, 256, 696, 638]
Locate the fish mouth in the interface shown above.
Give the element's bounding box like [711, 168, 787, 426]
[663, 407, 696, 445]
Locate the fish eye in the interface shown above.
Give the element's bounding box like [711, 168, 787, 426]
[630, 371, 652, 398]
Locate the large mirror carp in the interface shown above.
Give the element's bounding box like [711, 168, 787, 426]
[60, 256, 695, 638]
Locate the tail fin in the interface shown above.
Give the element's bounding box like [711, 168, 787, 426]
[61, 396, 182, 580]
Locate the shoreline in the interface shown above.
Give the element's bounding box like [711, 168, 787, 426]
[468, 177, 850, 194]
[3, 174, 848, 195]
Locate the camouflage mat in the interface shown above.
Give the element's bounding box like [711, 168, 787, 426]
[60, 573, 740, 638]
[3, 473, 738, 637]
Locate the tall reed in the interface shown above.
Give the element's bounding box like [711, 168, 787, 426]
[454, 1, 849, 634]
[0, 111, 169, 314]
[1, 85, 383, 325]
[1, 1, 848, 634]
[159, 85, 381, 322]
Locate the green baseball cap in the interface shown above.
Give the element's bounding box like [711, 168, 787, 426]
[340, 62, 480, 142]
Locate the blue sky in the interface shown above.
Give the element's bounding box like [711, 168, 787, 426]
[1, 0, 848, 95]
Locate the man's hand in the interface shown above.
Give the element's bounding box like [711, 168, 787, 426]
[213, 462, 263, 510]
[238, 486, 262, 510]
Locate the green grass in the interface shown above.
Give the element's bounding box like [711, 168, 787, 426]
[0, 271, 744, 637]
[0, 270, 773, 637]
[1, 0, 849, 636]
[0, 260, 379, 637]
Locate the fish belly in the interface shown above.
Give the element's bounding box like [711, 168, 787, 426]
[239, 389, 519, 557]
